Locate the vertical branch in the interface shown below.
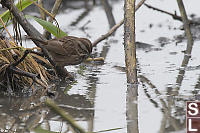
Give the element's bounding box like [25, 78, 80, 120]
[48, 0, 63, 23]
[174, 0, 194, 91]
[43, 0, 63, 39]
[38, 0, 46, 20]
[176, 0, 193, 51]
[124, 0, 138, 133]
[124, 0, 137, 87]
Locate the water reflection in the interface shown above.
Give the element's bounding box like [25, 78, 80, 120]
[48, 91, 95, 132]
[0, 88, 48, 132]
[138, 21, 194, 132]
[126, 84, 139, 133]
[101, 0, 116, 28]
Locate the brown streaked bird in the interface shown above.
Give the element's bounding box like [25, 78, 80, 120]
[29, 36, 93, 67]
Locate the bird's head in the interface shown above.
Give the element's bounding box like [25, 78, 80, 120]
[79, 38, 93, 55]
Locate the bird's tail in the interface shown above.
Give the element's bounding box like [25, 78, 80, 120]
[26, 36, 48, 45]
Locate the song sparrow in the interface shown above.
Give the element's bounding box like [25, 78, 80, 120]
[29, 36, 93, 67]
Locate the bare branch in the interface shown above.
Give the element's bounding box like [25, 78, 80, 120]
[144, 3, 200, 25]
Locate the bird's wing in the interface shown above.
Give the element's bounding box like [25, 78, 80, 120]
[44, 40, 68, 56]
[46, 36, 81, 56]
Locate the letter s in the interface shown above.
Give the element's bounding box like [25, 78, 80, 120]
[188, 103, 198, 116]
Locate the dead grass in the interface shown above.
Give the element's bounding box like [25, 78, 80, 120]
[0, 37, 55, 91]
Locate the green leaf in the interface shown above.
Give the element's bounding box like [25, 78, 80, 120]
[30, 16, 67, 38]
[0, 0, 37, 26]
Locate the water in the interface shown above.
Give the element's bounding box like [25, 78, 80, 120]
[1, 0, 200, 132]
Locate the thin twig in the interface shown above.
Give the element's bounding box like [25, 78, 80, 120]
[3, 37, 18, 60]
[9, 66, 47, 88]
[29, 0, 55, 20]
[92, 19, 123, 47]
[11, 49, 30, 67]
[0, 17, 16, 43]
[144, 3, 200, 25]
[38, 0, 46, 20]
[92, 0, 146, 47]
